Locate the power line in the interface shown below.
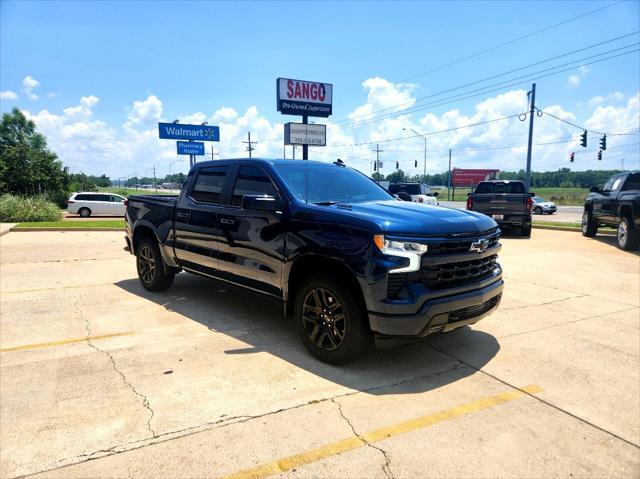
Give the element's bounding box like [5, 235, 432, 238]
[333, 44, 639, 131]
[332, 31, 639, 127]
[535, 107, 640, 136]
[335, 0, 626, 106]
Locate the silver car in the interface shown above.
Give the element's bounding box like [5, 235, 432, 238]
[531, 196, 557, 215]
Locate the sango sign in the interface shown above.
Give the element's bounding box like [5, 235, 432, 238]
[277, 78, 333, 118]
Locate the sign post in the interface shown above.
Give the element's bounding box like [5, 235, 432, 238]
[277, 78, 332, 160]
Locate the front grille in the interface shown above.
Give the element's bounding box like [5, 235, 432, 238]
[425, 236, 499, 255]
[419, 255, 498, 290]
[449, 294, 501, 322]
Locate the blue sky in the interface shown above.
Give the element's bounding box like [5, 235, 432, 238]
[1, 0, 639, 178]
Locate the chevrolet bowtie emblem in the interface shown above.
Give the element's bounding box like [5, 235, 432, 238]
[469, 238, 489, 253]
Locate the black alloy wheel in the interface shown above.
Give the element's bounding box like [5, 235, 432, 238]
[301, 288, 347, 351]
[137, 244, 156, 284]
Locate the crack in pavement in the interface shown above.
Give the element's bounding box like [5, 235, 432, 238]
[74, 301, 157, 439]
[23, 362, 467, 479]
[332, 397, 395, 479]
[499, 294, 588, 311]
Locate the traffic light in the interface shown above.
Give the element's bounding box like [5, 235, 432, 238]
[580, 130, 587, 148]
[597, 150, 602, 161]
[396, 161, 399, 169]
[570, 152, 575, 162]
[414, 160, 418, 168]
[600, 134, 607, 151]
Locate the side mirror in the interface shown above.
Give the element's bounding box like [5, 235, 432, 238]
[589, 186, 601, 193]
[241, 194, 279, 212]
[530, 192, 535, 197]
[432, 192, 439, 197]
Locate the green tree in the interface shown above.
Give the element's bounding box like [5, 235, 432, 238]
[0, 108, 70, 205]
[386, 169, 406, 182]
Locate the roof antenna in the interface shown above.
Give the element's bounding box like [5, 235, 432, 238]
[334, 158, 345, 167]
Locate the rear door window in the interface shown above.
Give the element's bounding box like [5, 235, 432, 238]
[622, 173, 640, 191]
[75, 194, 91, 201]
[191, 165, 229, 204]
[231, 166, 278, 206]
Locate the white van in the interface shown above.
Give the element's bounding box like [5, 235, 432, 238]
[67, 192, 126, 217]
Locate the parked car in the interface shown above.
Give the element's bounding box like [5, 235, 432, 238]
[388, 182, 439, 205]
[466, 180, 533, 237]
[125, 159, 503, 364]
[531, 196, 557, 215]
[582, 171, 640, 250]
[67, 192, 127, 217]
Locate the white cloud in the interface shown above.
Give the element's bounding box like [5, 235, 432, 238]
[21, 75, 40, 100]
[81, 95, 99, 108]
[125, 94, 162, 127]
[588, 91, 625, 107]
[63, 95, 100, 118]
[0, 91, 18, 101]
[567, 75, 581, 88]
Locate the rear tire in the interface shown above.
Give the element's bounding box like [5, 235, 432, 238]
[617, 216, 639, 251]
[521, 225, 531, 238]
[79, 207, 91, 217]
[136, 237, 175, 292]
[581, 210, 598, 237]
[295, 272, 372, 364]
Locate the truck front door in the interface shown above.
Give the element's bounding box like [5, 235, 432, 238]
[215, 165, 285, 298]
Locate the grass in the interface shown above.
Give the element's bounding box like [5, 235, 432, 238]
[438, 187, 589, 205]
[15, 220, 124, 229]
[0, 194, 61, 222]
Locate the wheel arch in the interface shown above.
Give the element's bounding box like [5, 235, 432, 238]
[285, 254, 366, 318]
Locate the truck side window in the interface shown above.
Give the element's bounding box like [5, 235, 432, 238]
[231, 166, 277, 206]
[602, 177, 616, 192]
[191, 166, 229, 204]
[622, 173, 640, 191]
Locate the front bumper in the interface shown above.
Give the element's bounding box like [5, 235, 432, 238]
[368, 278, 503, 337]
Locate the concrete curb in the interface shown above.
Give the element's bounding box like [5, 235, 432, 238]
[10, 227, 124, 232]
[532, 223, 616, 235]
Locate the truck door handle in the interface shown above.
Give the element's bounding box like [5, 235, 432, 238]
[177, 211, 190, 219]
[220, 218, 235, 225]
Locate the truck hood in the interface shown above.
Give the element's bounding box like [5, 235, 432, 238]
[332, 200, 497, 236]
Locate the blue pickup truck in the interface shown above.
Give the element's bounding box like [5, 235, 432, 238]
[125, 159, 503, 363]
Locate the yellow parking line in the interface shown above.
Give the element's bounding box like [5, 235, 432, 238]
[0, 332, 135, 353]
[223, 384, 543, 479]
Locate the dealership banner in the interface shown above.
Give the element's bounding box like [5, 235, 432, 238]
[277, 78, 333, 117]
[284, 123, 326, 146]
[451, 168, 500, 187]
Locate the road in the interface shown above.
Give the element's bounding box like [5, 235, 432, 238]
[1, 230, 638, 478]
[440, 201, 582, 223]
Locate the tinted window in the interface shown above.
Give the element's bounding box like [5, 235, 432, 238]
[75, 194, 91, 201]
[191, 166, 228, 203]
[231, 166, 278, 206]
[276, 164, 393, 204]
[110, 195, 123, 202]
[474, 182, 526, 194]
[623, 173, 640, 190]
[602, 177, 616, 191]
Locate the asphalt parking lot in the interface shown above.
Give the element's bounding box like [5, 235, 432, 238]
[1, 230, 638, 478]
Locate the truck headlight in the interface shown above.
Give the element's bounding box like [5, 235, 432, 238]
[373, 235, 428, 273]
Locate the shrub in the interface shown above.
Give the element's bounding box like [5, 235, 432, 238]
[0, 194, 61, 222]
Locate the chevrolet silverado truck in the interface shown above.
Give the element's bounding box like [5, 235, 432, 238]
[582, 171, 640, 250]
[125, 159, 504, 364]
[466, 180, 533, 237]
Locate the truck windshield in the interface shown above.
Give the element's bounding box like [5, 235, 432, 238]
[475, 182, 526, 194]
[275, 164, 394, 204]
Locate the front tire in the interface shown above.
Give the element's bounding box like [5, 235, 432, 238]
[136, 237, 175, 291]
[617, 216, 639, 251]
[533, 206, 542, 214]
[78, 207, 91, 217]
[295, 272, 372, 364]
[581, 210, 598, 237]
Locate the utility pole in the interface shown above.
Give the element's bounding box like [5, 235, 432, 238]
[447, 149, 452, 201]
[153, 165, 157, 192]
[372, 144, 383, 181]
[525, 83, 536, 192]
[292, 145, 296, 160]
[243, 132, 257, 158]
